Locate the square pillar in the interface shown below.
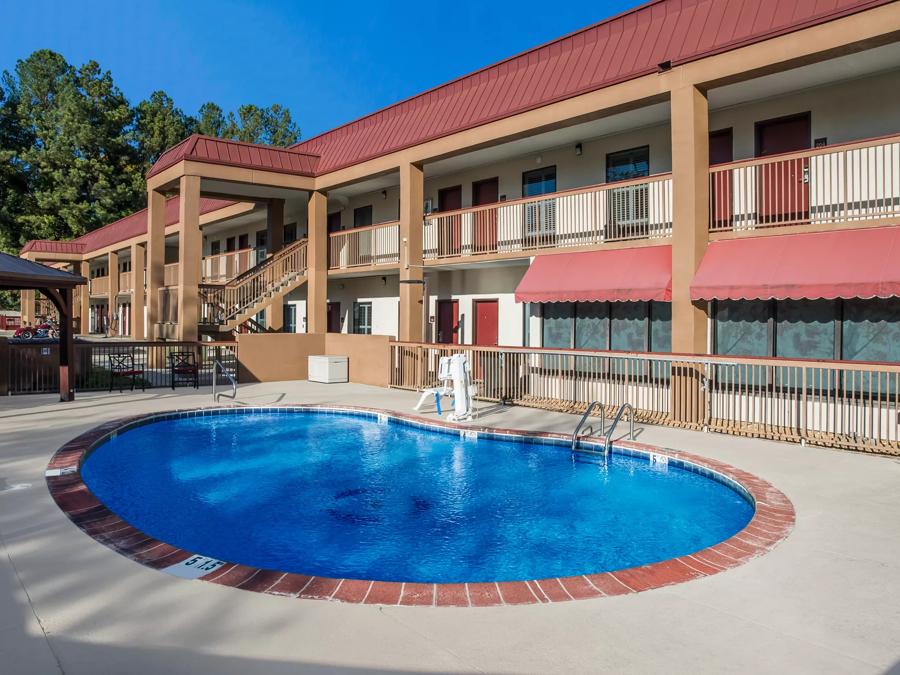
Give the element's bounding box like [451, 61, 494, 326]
[176, 175, 202, 342]
[107, 250, 119, 335]
[399, 162, 424, 342]
[670, 84, 710, 428]
[267, 198, 285, 255]
[57, 287, 74, 402]
[19, 289, 34, 325]
[77, 261, 90, 334]
[146, 188, 167, 339]
[131, 243, 145, 339]
[307, 190, 328, 333]
[670, 84, 710, 354]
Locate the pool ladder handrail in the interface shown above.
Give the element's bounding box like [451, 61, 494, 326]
[603, 402, 635, 457]
[212, 359, 237, 403]
[571, 401, 603, 451]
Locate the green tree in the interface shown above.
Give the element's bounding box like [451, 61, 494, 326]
[133, 90, 193, 166]
[223, 103, 300, 145]
[195, 101, 226, 138]
[9, 51, 142, 244]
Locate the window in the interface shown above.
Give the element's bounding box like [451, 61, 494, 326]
[328, 211, 342, 233]
[606, 146, 650, 183]
[210, 240, 221, 255]
[238, 233, 249, 250]
[539, 301, 670, 353]
[353, 205, 373, 229]
[284, 304, 297, 333]
[283, 223, 296, 244]
[522, 166, 557, 239]
[606, 146, 650, 240]
[352, 302, 372, 334]
[226, 237, 236, 252]
[713, 298, 900, 363]
[256, 230, 267, 249]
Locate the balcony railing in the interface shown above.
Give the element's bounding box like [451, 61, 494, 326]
[118, 271, 133, 293]
[202, 247, 257, 282]
[329, 221, 400, 270]
[89, 276, 109, 296]
[164, 263, 179, 287]
[423, 175, 673, 261]
[709, 134, 900, 233]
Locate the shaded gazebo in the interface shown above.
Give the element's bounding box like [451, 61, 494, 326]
[0, 252, 86, 401]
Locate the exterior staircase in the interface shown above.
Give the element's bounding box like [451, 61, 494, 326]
[199, 238, 308, 334]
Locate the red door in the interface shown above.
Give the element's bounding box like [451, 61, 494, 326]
[755, 113, 811, 224]
[438, 185, 462, 257]
[473, 300, 499, 346]
[327, 302, 341, 333]
[709, 128, 734, 228]
[472, 178, 499, 253]
[436, 300, 459, 344]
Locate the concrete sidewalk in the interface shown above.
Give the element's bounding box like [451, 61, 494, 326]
[1, 381, 899, 674]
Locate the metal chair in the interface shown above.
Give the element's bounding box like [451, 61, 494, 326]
[108, 352, 145, 392]
[168, 351, 199, 390]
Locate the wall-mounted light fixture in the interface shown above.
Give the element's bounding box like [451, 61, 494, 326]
[381, 189, 387, 199]
[381, 276, 387, 286]
[535, 155, 543, 165]
[575, 143, 583, 156]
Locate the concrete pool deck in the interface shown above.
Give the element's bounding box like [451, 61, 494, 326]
[1, 381, 899, 674]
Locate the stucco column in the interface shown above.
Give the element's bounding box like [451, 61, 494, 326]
[131, 243, 145, 339]
[19, 289, 34, 326]
[306, 190, 328, 333]
[670, 84, 709, 354]
[670, 84, 710, 427]
[77, 261, 90, 334]
[146, 188, 167, 340]
[267, 198, 284, 255]
[399, 162, 424, 342]
[107, 250, 119, 335]
[176, 175, 202, 342]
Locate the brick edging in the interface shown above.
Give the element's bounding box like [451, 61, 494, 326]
[45, 405, 795, 607]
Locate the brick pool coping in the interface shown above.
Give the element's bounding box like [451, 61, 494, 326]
[45, 405, 795, 607]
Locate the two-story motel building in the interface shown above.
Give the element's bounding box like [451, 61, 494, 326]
[19, 0, 900, 367]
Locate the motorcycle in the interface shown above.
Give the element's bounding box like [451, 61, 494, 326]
[14, 321, 59, 340]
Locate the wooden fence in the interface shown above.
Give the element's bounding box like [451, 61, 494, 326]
[390, 342, 900, 455]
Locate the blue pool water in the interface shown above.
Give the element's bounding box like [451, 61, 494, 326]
[81, 410, 753, 583]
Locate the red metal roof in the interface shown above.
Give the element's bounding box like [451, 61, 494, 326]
[147, 134, 320, 179]
[22, 197, 236, 257]
[293, 0, 891, 174]
[515, 245, 672, 303]
[691, 226, 900, 300]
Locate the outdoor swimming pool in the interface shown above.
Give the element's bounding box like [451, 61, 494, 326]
[80, 409, 754, 584]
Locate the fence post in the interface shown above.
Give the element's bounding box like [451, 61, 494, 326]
[0, 337, 8, 395]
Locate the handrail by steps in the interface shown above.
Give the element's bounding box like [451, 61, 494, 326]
[212, 358, 237, 402]
[571, 401, 603, 451]
[603, 402, 634, 457]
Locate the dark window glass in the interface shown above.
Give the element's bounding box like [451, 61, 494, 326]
[354, 205, 373, 228]
[238, 234, 249, 250]
[284, 304, 297, 333]
[283, 223, 296, 244]
[611, 302, 647, 351]
[575, 303, 609, 350]
[606, 146, 650, 183]
[353, 302, 373, 335]
[225, 237, 236, 252]
[843, 298, 900, 362]
[542, 302, 573, 348]
[522, 166, 556, 197]
[650, 302, 672, 353]
[775, 299, 836, 360]
[715, 300, 769, 357]
[256, 230, 267, 248]
[210, 240, 221, 255]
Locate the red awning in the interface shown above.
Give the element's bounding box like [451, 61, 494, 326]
[691, 226, 900, 301]
[514, 245, 672, 303]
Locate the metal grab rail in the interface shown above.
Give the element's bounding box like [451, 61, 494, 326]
[212, 358, 237, 403]
[571, 400, 603, 451]
[603, 402, 634, 457]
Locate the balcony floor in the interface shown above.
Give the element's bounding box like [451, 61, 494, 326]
[1, 381, 899, 674]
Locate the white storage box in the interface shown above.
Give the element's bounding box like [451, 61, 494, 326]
[308, 355, 348, 383]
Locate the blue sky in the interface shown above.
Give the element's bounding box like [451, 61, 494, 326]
[1, 0, 635, 139]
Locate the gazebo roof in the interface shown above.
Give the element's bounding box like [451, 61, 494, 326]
[0, 252, 86, 290]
